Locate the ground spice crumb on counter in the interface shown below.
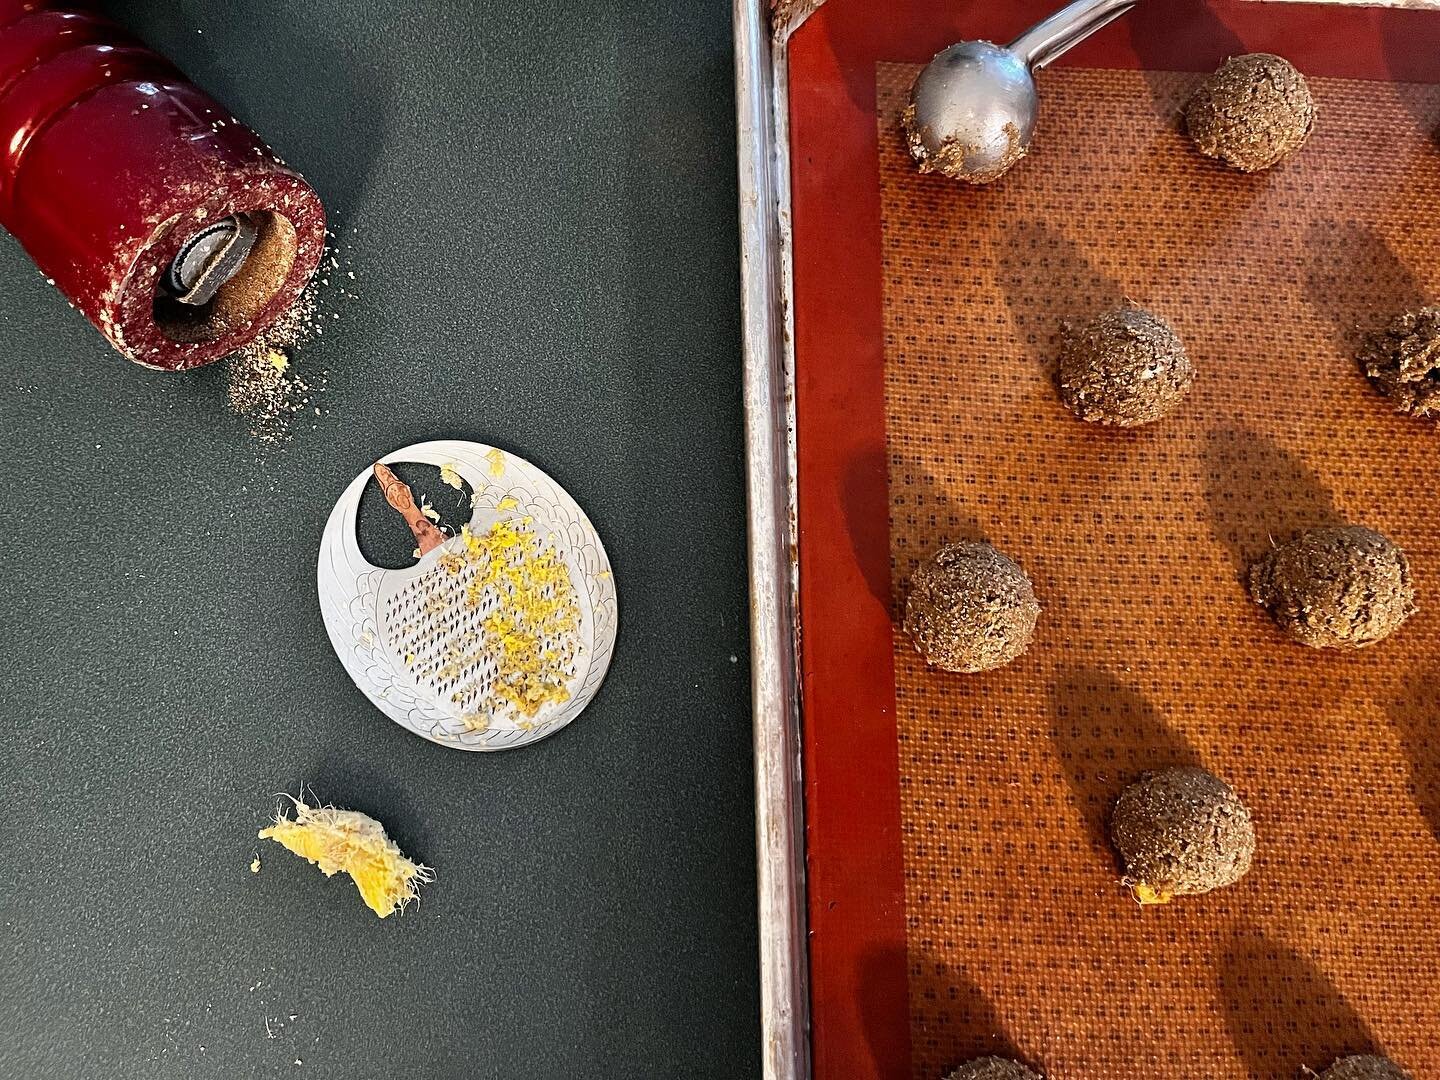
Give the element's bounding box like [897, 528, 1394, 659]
[224, 245, 355, 443]
[225, 284, 322, 443]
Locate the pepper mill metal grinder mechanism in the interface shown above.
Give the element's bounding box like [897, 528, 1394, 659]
[0, 1, 326, 369]
[905, 0, 1140, 184]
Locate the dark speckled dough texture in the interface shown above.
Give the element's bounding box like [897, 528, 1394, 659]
[0, 2, 754, 1079]
[945, 1056, 1044, 1080]
[1319, 1055, 1415, 1080]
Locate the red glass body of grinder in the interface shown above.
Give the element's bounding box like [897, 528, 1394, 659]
[0, 0, 326, 369]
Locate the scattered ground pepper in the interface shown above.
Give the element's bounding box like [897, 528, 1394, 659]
[224, 283, 320, 444]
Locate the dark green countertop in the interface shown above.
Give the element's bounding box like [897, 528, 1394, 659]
[0, 2, 757, 1076]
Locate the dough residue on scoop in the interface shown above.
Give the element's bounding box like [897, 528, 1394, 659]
[1185, 53, 1315, 171]
[901, 103, 1027, 185]
[1357, 305, 1440, 421]
[1249, 525, 1416, 649]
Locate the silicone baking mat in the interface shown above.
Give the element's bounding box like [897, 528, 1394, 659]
[786, 3, 1440, 1078]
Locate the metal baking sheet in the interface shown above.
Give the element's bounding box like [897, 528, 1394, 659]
[735, 2, 1440, 1078]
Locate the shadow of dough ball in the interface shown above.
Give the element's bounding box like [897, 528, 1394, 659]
[1110, 766, 1254, 904]
[1319, 1056, 1414, 1080]
[1249, 526, 1416, 649]
[1357, 306, 1440, 420]
[1185, 53, 1315, 171]
[904, 541, 1039, 673]
[1057, 305, 1193, 426]
[946, 1058, 1043, 1080]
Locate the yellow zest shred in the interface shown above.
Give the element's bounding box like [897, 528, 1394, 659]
[258, 797, 432, 918]
[484, 448, 506, 477]
[439, 462, 464, 490]
[496, 495, 519, 512]
[457, 519, 581, 718]
[1127, 880, 1174, 906]
[265, 349, 289, 374]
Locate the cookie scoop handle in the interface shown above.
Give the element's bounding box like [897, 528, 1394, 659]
[1007, 0, 1138, 70]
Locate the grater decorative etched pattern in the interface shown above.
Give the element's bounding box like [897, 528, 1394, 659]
[319, 441, 617, 752]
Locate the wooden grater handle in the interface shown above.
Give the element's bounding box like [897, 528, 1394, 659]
[373, 462, 447, 555]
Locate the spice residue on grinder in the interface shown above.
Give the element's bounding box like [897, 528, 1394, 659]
[0, 1, 326, 370]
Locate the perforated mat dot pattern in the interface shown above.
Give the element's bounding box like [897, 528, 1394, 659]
[876, 63, 1440, 1079]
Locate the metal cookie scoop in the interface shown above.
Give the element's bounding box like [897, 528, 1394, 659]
[905, 0, 1139, 184]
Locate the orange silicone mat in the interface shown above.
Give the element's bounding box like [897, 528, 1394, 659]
[875, 62, 1440, 1078]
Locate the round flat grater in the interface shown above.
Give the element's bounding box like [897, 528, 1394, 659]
[318, 440, 618, 751]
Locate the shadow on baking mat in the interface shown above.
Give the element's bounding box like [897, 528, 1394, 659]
[872, 462, 988, 620]
[1388, 663, 1440, 843]
[1200, 426, 1343, 582]
[1303, 220, 1427, 356]
[995, 222, 1123, 373]
[1125, 0, 1244, 121]
[861, 945, 1029, 1077]
[842, 444, 902, 616]
[1380, 12, 1440, 148]
[1047, 667, 1203, 856]
[1217, 928, 1379, 1078]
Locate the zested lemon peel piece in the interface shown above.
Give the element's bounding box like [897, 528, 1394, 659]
[259, 797, 433, 918]
[1124, 878, 1175, 906]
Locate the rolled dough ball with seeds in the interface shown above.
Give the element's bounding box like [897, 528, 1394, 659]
[945, 1057, 1043, 1080]
[1185, 53, 1315, 171]
[1057, 305, 1193, 426]
[904, 541, 1039, 673]
[1357, 306, 1440, 420]
[1249, 526, 1416, 649]
[1110, 766, 1255, 904]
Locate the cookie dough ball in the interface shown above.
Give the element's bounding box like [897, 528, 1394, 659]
[1318, 1056, 1414, 1080]
[1057, 306, 1193, 426]
[1249, 526, 1416, 649]
[945, 1057, 1043, 1080]
[1185, 53, 1315, 171]
[1110, 766, 1254, 904]
[901, 101, 1027, 185]
[904, 541, 1039, 673]
[1357, 306, 1440, 420]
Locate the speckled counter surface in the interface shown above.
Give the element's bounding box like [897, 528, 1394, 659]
[0, 2, 756, 1077]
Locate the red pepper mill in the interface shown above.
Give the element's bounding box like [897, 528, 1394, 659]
[0, 0, 326, 369]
